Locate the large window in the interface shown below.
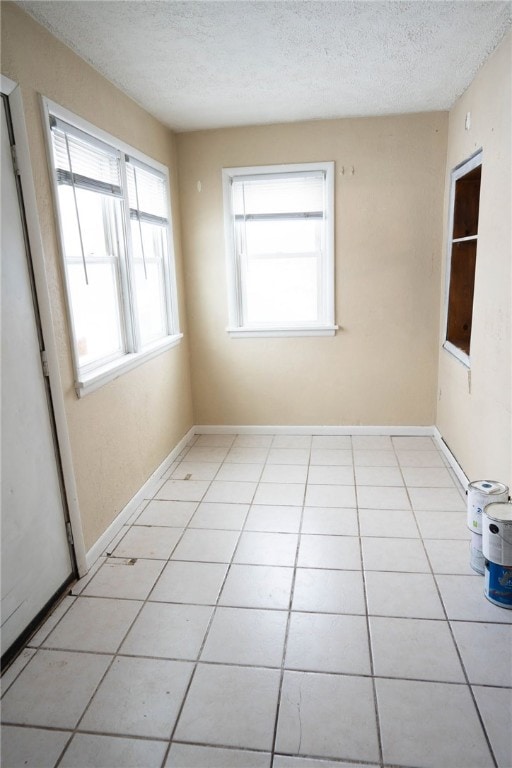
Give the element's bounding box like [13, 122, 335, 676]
[44, 101, 181, 394]
[443, 151, 482, 365]
[223, 162, 336, 337]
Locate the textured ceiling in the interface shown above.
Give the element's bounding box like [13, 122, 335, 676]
[18, 0, 512, 132]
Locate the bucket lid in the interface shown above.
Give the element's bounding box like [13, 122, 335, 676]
[468, 480, 509, 495]
[484, 502, 512, 523]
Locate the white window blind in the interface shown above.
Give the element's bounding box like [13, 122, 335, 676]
[232, 172, 325, 217]
[126, 160, 168, 221]
[50, 116, 122, 195]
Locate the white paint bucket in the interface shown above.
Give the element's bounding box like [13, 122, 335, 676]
[484, 560, 512, 609]
[482, 502, 512, 566]
[469, 531, 485, 575]
[467, 481, 509, 533]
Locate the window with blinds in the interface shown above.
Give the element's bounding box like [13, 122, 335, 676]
[45, 105, 181, 393]
[223, 163, 336, 337]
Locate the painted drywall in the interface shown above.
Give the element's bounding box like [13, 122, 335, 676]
[1, 3, 194, 550]
[176, 113, 448, 427]
[436, 31, 511, 489]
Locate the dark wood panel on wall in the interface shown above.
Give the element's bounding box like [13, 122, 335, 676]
[452, 166, 481, 240]
[446, 240, 477, 354]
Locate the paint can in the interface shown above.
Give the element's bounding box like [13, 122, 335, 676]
[484, 560, 512, 609]
[482, 502, 512, 566]
[469, 531, 485, 575]
[467, 481, 509, 533]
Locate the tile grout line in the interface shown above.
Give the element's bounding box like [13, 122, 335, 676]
[273, 750, 381, 767]
[393, 438, 500, 768]
[159, 442, 256, 768]
[52, 469, 205, 768]
[169, 737, 272, 758]
[356, 437, 385, 768]
[268, 437, 310, 767]
[39, 434, 197, 764]
[5, 652, 512, 742]
[155, 436, 243, 768]
[3, 650, 510, 705]
[18, 604, 512, 664]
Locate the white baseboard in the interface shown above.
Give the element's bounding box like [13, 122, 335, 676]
[85, 422, 468, 573]
[193, 425, 436, 436]
[195, 424, 468, 490]
[85, 427, 195, 569]
[433, 427, 469, 490]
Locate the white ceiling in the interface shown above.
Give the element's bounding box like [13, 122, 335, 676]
[19, 0, 512, 132]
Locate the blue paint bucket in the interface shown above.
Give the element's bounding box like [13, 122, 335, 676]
[484, 560, 512, 609]
[470, 531, 485, 575]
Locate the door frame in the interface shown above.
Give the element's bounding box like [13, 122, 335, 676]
[1, 75, 87, 580]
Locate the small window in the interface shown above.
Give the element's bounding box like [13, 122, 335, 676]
[44, 102, 181, 394]
[444, 152, 482, 364]
[223, 162, 336, 337]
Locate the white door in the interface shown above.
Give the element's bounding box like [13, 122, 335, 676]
[1, 94, 75, 661]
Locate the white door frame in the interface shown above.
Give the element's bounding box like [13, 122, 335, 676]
[1, 74, 87, 576]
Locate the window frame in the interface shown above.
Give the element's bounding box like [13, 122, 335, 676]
[42, 98, 182, 396]
[442, 149, 483, 368]
[222, 162, 337, 338]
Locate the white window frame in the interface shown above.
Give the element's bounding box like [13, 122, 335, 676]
[442, 149, 483, 368]
[42, 98, 182, 396]
[222, 162, 337, 338]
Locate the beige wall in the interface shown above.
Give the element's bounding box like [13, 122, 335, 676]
[177, 113, 448, 426]
[1, 4, 194, 550]
[436, 31, 512, 488]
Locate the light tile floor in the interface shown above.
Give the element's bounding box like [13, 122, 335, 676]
[2, 433, 512, 768]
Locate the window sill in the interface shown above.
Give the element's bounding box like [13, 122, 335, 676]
[443, 340, 470, 368]
[227, 325, 338, 338]
[75, 333, 183, 397]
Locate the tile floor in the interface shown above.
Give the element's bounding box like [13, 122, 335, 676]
[2, 433, 512, 768]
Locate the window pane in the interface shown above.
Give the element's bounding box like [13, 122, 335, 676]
[245, 256, 318, 324]
[126, 163, 167, 219]
[59, 186, 123, 260]
[131, 220, 168, 345]
[67, 261, 124, 367]
[57, 185, 126, 368]
[245, 219, 320, 255]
